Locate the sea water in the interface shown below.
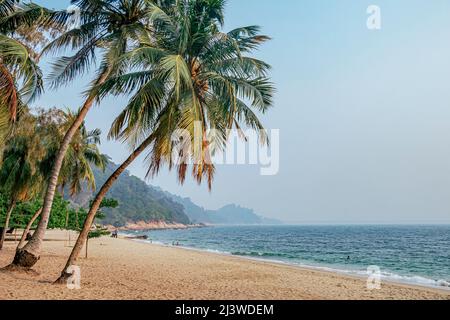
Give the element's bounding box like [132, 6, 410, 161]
[125, 225, 450, 289]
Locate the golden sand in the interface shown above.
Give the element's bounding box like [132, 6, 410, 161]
[0, 230, 449, 300]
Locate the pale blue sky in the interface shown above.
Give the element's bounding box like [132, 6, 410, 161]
[31, 0, 450, 223]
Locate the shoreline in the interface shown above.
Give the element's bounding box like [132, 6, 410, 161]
[127, 237, 450, 294]
[1, 230, 449, 300]
[111, 221, 209, 232]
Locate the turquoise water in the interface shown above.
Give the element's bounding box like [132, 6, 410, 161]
[125, 225, 450, 289]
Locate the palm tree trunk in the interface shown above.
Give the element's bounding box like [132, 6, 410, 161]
[17, 208, 42, 250]
[85, 237, 88, 259]
[10, 68, 112, 269]
[0, 200, 16, 250]
[55, 135, 154, 283]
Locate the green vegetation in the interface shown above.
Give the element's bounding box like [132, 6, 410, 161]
[71, 160, 191, 226]
[0, 192, 88, 231]
[0, 107, 107, 249]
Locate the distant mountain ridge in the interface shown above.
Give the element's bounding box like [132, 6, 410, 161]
[166, 193, 282, 225]
[70, 159, 281, 227]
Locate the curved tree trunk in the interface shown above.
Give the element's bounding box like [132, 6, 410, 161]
[10, 69, 112, 269]
[17, 208, 42, 250]
[0, 200, 16, 250]
[55, 135, 153, 284]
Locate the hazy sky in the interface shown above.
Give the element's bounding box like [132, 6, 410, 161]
[31, 0, 450, 224]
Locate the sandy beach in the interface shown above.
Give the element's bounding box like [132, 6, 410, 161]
[0, 230, 448, 300]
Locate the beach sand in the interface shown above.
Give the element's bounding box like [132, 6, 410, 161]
[0, 230, 449, 300]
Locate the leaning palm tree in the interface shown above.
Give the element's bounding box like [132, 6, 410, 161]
[16, 108, 107, 250]
[55, 0, 274, 283]
[12, 0, 167, 269]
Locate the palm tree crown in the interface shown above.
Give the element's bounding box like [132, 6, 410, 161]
[0, 0, 58, 137]
[100, 0, 274, 189]
[60, 110, 107, 196]
[44, 0, 173, 89]
[37, 108, 107, 197]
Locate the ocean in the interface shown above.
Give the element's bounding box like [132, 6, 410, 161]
[125, 225, 450, 289]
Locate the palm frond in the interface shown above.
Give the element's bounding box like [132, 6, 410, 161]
[0, 3, 58, 34]
[159, 54, 193, 100]
[41, 20, 102, 56]
[0, 62, 19, 121]
[47, 38, 97, 88]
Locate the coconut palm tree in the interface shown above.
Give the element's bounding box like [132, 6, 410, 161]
[0, 0, 56, 141]
[55, 0, 274, 283]
[44, 109, 107, 198]
[16, 108, 107, 250]
[12, 0, 169, 269]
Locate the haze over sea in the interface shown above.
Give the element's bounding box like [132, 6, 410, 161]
[126, 225, 450, 289]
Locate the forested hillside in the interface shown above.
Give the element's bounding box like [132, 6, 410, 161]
[70, 160, 191, 226]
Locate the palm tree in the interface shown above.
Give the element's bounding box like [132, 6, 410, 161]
[12, 0, 165, 269]
[47, 109, 107, 198]
[55, 0, 274, 283]
[16, 108, 107, 250]
[0, 0, 54, 142]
